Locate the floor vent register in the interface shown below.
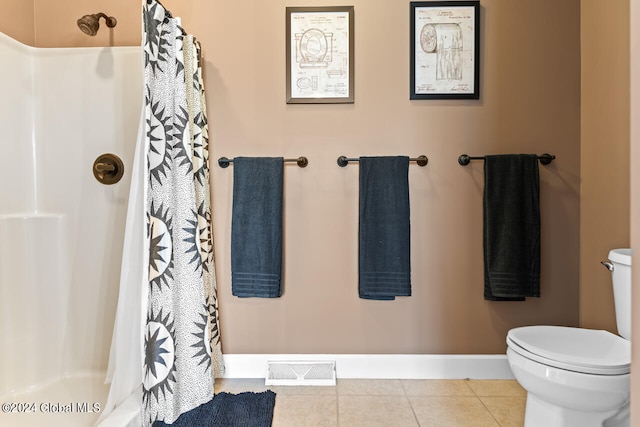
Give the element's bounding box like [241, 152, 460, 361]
[265, 361, 336, 386]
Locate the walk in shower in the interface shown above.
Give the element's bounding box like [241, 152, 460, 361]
[0, 31, 141, 426]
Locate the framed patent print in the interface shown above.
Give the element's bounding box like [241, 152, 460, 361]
[286, 6, 354, 104]
[410, 1, 480, 99]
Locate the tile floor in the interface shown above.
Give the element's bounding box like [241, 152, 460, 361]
[214, 378, 527, 427]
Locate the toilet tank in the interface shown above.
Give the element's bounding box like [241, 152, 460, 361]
[609, 249, 633, 340]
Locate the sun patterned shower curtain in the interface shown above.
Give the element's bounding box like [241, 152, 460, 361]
[183, 33, 225, 379]
[142, 0, 224, 423]
[99, 1, 223, 425]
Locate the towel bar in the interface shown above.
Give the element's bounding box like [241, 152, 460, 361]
[457, 153, 555, 166]
[218, 156, 308, 168]
[337, 155, 428, 167]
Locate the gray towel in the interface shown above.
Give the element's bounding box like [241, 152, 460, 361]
[483, 154, 540, 301]
[231, 157, 284, 298]
[359, 156, 411, 300]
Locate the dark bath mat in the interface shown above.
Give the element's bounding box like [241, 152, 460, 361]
[152, 390, 276, 427]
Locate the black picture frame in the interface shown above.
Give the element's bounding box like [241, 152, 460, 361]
[410, 1, 480, 100]
[286, 6, 354, 104]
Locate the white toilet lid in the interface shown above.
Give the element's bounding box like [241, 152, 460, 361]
[507, 326, 631, 375]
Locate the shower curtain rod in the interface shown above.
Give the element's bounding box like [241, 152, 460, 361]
[457, 153, 555, 166]
[218, 156, 309, 168]
[337, 155, 428, 167]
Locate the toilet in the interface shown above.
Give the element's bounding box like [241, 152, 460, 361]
[506, 248, 632, 427]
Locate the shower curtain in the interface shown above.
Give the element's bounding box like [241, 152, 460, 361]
[100, 1, 223, 425]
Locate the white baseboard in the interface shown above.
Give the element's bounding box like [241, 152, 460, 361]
[222, 354, 514, 380]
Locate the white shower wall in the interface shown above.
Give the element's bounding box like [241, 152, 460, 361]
[0, 32, 142, 395]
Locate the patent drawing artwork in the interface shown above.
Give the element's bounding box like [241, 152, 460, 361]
[410, 1, 479, 99]
[286, 6, 354, 104]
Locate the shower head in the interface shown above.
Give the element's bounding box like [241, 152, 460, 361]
[77, 13, 117, 36]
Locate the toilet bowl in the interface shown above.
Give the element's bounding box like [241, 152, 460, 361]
[506, 249, 632, 427]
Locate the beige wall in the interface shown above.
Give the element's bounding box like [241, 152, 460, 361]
[580, 1, 630, 333]
[33, 1, 140, 48]
[1, 0, 581, 355]
[630, 0, 639, 424]
[0, 0, 34, 45]
[582, 0, 635, 421]
[208, 0, 581, 355]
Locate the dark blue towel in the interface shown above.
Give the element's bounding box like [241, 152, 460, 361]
[152, 391, 276, 427]
[358, 156, 411, 300]
[231, 157, 283, 298]
[483, 154, 540, 301]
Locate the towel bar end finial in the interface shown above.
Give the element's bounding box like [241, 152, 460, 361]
[539, 153, 555, 165]
[458, 154, 471, 166]
[297, 157, 309, 168]
[218, 157, 231, 168]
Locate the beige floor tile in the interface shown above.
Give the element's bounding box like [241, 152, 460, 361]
[269, 384, 337, 396]
[480, 396, 526, 427]
[272, 394, 338, 427]
[214, 378, 269, 394]
[216, 378, 527, 426]
[337, 379, 405, 396]
[409, 396, 500, 427]
[401, 379, 475, 396]
[338, 395, 419, 427]
[466, 380, 527, 397]
[215, 377, 337, 395]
